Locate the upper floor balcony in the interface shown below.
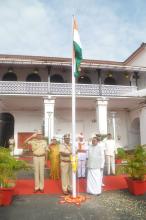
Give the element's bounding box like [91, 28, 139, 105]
[0, 81, 137, 97]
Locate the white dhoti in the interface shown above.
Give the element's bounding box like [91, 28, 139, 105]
[87, 168, 102, 195]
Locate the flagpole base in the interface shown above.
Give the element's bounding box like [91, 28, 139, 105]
[59, 194, 90, 206]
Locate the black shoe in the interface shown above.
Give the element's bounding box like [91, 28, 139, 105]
[67, 189, 72, 194]
[34, 189, 39, 193]
[63, 191, 69, 195]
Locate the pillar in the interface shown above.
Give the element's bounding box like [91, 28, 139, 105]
[139, 104, 146, 145]
[96, 98, 108, 134]
[44, 97, 55, 143]
[110, 111, 117, 141]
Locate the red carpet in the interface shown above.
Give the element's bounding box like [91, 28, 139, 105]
[103, 175, 127, 191]
[14, 176, 128, 195]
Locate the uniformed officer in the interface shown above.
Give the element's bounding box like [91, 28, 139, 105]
[59, 133, 72, 195]
[25, 129, 48, 192]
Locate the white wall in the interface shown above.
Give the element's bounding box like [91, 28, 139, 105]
[139, 105, 146, 145]
[126, 47, 146, 67]
[107, 109, 141, 149]
[54, 109, 97, 141]
[12, 110, 43, 147]
[136, 72, 146, 89]
[107, 110, 129, 148]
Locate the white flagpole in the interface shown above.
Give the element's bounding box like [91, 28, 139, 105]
[72, 15, 77, 198]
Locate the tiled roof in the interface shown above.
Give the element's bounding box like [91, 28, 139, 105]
[0, 54, 122, 65]
[0, 43, 146, 72]
[124, 42, 146, 64]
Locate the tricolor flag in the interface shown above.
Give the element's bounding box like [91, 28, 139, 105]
[73, 17, 83, 78]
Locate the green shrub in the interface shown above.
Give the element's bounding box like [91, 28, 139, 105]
[116, 145, 146, 180]
[116, 148, 126, 159]
[0, 147, 30, 187]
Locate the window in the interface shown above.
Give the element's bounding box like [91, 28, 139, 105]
[77, 76, 91, 84]
[104, 77, 116, 85]
[50, 74, 64, 83]
[26, 74, 41, 82]
[2, 73, 17, 81]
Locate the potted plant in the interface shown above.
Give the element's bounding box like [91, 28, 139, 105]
[115, 148, 126, 164]
[116, 145, 146, 195]
[0, 147, 30, 206]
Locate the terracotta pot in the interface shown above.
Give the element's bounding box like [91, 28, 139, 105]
[0, 187, 15, 206]
[125, 177, 146, 195]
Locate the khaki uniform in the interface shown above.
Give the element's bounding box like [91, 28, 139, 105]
[59, 143, 72, 192]
[28, 138, 47, 190]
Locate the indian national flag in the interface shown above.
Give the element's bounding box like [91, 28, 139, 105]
[73, 17, 83, 78]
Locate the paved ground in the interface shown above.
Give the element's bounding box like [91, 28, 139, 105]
[0, 190, 146, 220]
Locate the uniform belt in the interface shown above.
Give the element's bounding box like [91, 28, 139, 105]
[33, 154, 45, 157]
[61, 160, 70, 163]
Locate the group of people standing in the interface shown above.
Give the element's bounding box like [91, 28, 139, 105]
[24, 130, 117, 196]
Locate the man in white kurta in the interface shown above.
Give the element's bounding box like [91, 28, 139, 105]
[87, 136, 105, 195]
[76, 133, 88, 178]
[104, 133, 117, 175]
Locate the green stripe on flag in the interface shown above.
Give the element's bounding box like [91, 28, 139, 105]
[73, 41, 83, 78]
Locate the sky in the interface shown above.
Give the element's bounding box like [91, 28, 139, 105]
[1, 0, 146, 61]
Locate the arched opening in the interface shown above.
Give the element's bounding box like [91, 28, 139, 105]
[26, 74, 41, 82]
[2, 73, 17, 81]
[77, 75, 91, 84]
[129, 118, 140, 148]
[104, 77, 117, 85]
[0, 113, 14, 147]
[50, 74, 64, 83]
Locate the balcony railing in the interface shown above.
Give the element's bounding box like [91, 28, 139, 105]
[0, 81, 137, 97]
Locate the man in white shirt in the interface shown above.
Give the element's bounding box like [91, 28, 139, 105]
[76, 133, 88, 178]
[104, 133, 117, 175]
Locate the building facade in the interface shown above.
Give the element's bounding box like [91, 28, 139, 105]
[1, 43, 146, 150]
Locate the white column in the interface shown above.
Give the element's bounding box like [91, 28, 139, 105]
[96, 98, 108, 134]
[139, 104, 146, 145]
[44, 97, 55, 143]
[110, 111, 117, 141]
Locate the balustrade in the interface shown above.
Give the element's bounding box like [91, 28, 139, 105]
[0, 81, 137, 97]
